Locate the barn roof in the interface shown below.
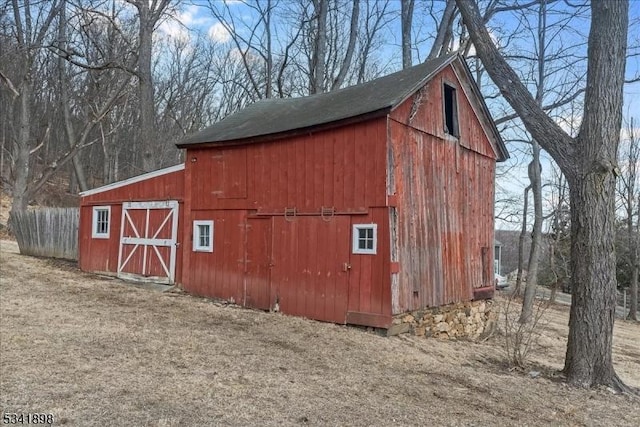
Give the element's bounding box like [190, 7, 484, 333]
[177, 53, 508, 161]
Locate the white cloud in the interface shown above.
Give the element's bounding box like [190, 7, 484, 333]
[158, 5, 211, 42]
[208, 22, 232, 43]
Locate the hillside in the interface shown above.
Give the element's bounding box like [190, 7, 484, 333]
[1, 240, 638, 426]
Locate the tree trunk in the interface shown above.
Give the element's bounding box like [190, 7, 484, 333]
[310, 0, 328, 94]
[563, 170, 619, 387]
[520, 150, 543, 322]
[515, 185, 530, 296]
[138, 11, 156, 173]
[401, 0, 414, 69]
[629, 195, 639, 320]
[331, 0, 359, 90]
[264, 0, 273, 99]
[427, 0, 456, 59]
[457, 0, 629, 390]
[549, 240, 558, 303]
[520, 1, 547, 322]
[562, 0, 628, 387]
[58, 0, 88, 192]
[10, 78, 31, 218]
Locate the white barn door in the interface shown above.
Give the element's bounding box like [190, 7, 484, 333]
[117, 201, 179, 284]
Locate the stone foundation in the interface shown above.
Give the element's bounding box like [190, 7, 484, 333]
[391, 299, 497, 340]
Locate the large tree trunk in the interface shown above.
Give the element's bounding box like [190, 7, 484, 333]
[561, 0, 628, 388]
[564, 170, 619, 387]
[457, 0, 629, 390]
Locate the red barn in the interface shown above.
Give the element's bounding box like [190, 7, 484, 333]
[79, 54, 508, 330]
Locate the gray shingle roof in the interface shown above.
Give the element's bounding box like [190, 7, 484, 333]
[176, 53, 508, 161]
[177, 54, 456, 147]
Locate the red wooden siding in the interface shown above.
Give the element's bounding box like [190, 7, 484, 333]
[79, 204, 122, 273]
[390, 65, 498, 161]
[185, 119, 388, 212]
[78, 168, 184, 283]
[387, 64, 496, 313]
[181, 119, 392, 324]
[81, 168, 184, 204]
[270, 215, 352, 323]
[186, 209, 247, 303]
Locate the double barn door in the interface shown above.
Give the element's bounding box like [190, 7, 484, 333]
[244, 216, 352, 324]
[118, 201, 179, 284]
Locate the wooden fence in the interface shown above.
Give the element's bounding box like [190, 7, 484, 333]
[12, 208, 79, 260]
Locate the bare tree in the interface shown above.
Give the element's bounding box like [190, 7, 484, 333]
[547, 164, 570, 303]
[400, 0, 414, 68]
[427, 0, 456, 59]
[308, 0, 328, 93]
[57, 0, 89, 191]
[356, 0, 393, 83]
[518, 0, 550, 324]
[5, 0, 61, 221]
[126, 0, 172, 173]
[618, 117, 639, 320]
[457, 0, 631, 390]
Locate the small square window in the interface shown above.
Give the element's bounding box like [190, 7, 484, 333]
[193, 220, 214, 252]
[92, 206, 110, 239]
[352, 224, 377, 255]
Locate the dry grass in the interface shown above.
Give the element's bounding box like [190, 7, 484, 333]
[1, 239, 639, 426]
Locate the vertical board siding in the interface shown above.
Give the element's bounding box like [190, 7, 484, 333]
[82, 169, 184, 204]
[185, 210, 246, 304]
[389, 121, 495, 313]
[79, 169, 184, 282]
[388, 64, 496, 314]
[187, 118, 388, 212]
[391, 65, 498, 161]
[13, 208, 79, 260]
[183, 118, 392, 323]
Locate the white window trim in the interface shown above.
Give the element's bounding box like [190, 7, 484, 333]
[352, 223, 377, 255]
[193, 220, 214, 252]
[92, 206, 111, 239]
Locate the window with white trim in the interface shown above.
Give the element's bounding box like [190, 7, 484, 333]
[352, 224, 377, 255]
[92, 206, 110, 239]
[193, 220, 214, 252]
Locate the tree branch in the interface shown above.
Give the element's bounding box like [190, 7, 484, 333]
[456, 0, 575, 170]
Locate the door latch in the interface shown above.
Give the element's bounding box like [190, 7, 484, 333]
[342, 263, 352, 272]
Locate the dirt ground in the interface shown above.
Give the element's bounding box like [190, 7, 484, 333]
[1, 240, 639, 426]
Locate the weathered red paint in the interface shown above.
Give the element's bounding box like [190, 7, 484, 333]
[388, 63, 496, 313]
[181, 119, 391, 324]
[79, 61, 500, 328]
[78, 168, 184, 283]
